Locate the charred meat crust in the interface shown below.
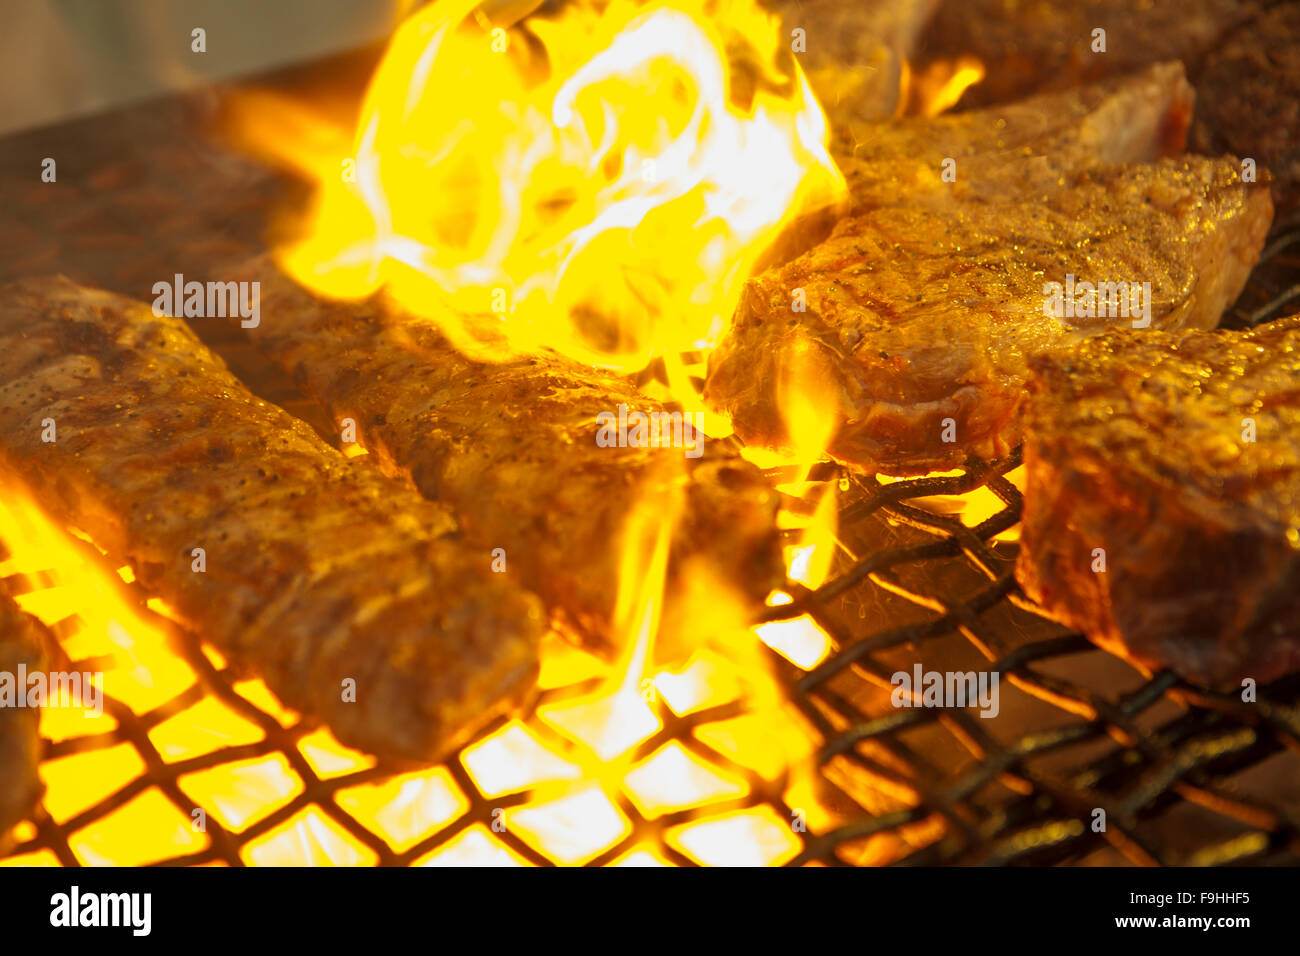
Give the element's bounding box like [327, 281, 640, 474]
[229, 258, 784, 651]
[1015, 315, 1300, 689]
[0, 277, 545, 761]
[705, 157, 1273, 474]
[0, 591, 48, 845]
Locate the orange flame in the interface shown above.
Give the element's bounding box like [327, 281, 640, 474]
[233, 0, 844, 373]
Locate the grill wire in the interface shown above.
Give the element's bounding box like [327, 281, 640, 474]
[4, 438, 1298, 866]
[763, 449, 1300, 866]
[1, 180, 1298, 867]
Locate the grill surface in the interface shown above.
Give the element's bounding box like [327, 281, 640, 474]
[0, 50, 1298, 867]
[765, 451, 1300, 866]
[2, 441, 1298, 866]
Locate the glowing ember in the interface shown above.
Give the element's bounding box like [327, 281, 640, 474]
[234, 0, 844, 374]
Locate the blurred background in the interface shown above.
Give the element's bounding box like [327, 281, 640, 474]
[0, 0, 410, 135]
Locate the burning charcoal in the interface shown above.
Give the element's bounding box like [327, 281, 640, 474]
[1016, 315, 1300, 689]
[226, 258, 785, 654]
[0, 277, 546, 760]
[1193, 2, 1300, 230]
[704, 156, 1273, 474]
[916, 0, 1262, 109]
[0, 590, 48, 847]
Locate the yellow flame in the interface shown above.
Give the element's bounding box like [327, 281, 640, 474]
[877, 464, 1026, 542]
[738, 330, 840, 478]
[1, 437, 831, 867]
[767, 480, 838, 669]
[0, 485, 190, 722]
[469, 477, 829, 855]
[234, 0, 844, 374]
[216, 3, 851, 858]
[911, 55, 986, 118]
[538, 478, 679, 765]
[756, 591, 832, 670]
[764, 332, 843, 669]
[786, 480, 838, 589]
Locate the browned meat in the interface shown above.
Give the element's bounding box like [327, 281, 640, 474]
[705, 157, 1273, 474]
[837, 62, 1194, 210]
[0, 590, 47, 847]
[1193, 2, 1300, 229]
[765, 0, 939, 124]
[918, 0, 1263, 109]
[1016, 316, 1300, 689]
[768, 63, 1194, 287]
[227, 258, 783, 653]
[0, 278, 545, 760]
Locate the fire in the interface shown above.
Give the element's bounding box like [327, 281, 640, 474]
[1, 469, 832, 866]
[231, 0, 844, 374]
[732, 332, 841, 670]
[906, 55, 986, 117]
[877, 464, 1027, 542]
[0, 0, 1032, 871]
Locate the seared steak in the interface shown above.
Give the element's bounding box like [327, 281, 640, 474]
[229, 258, 784, 652]
[1016, 315, 1300, 689]
[770, 63, 1194, 289]
[1193, 2, 1300, 229]
[837, 62, 1194, 210]
[705, 157, 1273, 474]
[0, 590, 47, 846]
[918, 0, 1263, 109]
[0, 278, 545, 760]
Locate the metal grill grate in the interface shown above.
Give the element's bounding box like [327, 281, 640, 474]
[3, 436, 1298, 867]
[0, 513, 828, 867]
[1230, 223, 1300, 329]
[762, 450, 1300, 866]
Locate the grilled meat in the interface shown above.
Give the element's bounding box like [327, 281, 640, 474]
[765, 0, 938, 124]
[1016, 315, 1300, 689]
[0, 277, 545, 760]
[1193, 2, 1300, 229]
[769, 63, 1194, 288]
[0, 590, 47, 846]
[836, 62, 1194, 210]
[228, 258, 783, 653]
[918, 0, 1263, 109]
[705, 157, 1273, 474]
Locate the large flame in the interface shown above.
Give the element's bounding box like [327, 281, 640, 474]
[233, 0, 844, 372]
